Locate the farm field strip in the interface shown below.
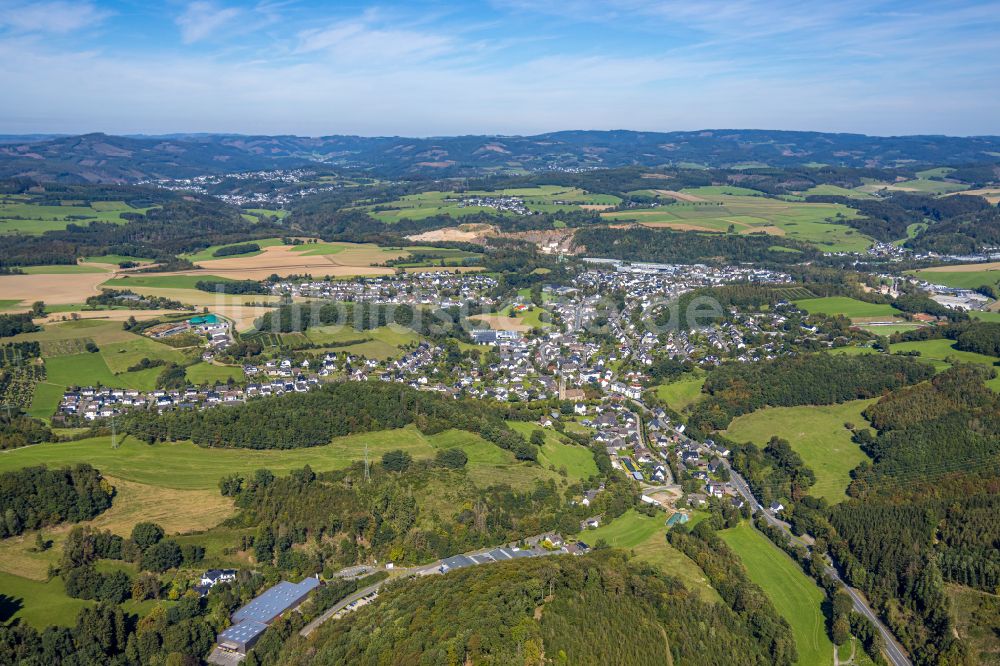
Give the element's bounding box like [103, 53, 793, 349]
[720, 523, 834, 666]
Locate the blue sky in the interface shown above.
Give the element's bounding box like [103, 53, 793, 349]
[0, 0, 998, 136]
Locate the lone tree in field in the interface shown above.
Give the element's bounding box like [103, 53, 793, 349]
[381, 449, 413, 473]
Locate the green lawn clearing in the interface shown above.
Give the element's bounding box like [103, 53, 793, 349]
[724, 399, 874, 502]
[720, 522, 833, 666]
[793, 296, 898, 320]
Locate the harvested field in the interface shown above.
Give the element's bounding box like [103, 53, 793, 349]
[744, 225, 786, 235]
[651, 189, 707, 202]
[38, 309, 189, 325]
[0, 271, 110, 305]
[579, 204, 615, 211]
[948, 188, 1000, 204]
[469, 314, 531, 331]
[183, 244, 402, 279]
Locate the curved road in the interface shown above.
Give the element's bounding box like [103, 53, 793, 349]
[720, 458, 912, 666]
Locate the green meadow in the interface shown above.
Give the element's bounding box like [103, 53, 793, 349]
[0, 197, 152, 235]
[602, 188, 873, 252]
[361, 186, 620, 223]
[720, 522, 834, 666]
[4, 319, 197, 414]
[889, 338, 1000, 391]
[724, 399, 874, 502]
[84, 254, 155, 265]
[655, 374, 706, 412]
[102, 274, 233, 289]
[0, 571, 93, 628]
[799, 184, 873, 199]
[793, 296, 899, 320]
[21, 264, 110, 274]
[0, 426, 587, 492]
[185, 361, 245, 385]
[507, 422, 599, 480]
[910, 268, 1000, 291]
[300, 325, 422, 360]
[585, 510, 720, 602]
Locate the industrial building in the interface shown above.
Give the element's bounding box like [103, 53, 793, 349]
[216, 578, 321, 656]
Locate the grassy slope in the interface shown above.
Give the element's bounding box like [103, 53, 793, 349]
[947, 584, 1000, 664]
[0, 572, 92, 627]
[655, 375, 706, 412]
[910, 269, 1000, 291]
[793, 296, 898, 320]
[585, 510, 720, 602]
[0, 427, 575, 492]
[602, 189, 872, 252]
[723, 399, 874, 502]
[185, 361, 245, 385]
[889, 338, 1000, 391]
[720, 522, 833, 666]
[505, 423, 599, 480]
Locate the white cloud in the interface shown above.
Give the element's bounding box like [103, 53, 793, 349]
[0, 4, 996, 136]
[0, 0, 108, 33]
[295, 13, 455, 65]
[176, 1, 242, 44]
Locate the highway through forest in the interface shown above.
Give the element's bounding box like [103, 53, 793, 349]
[719, 457, 913, 666]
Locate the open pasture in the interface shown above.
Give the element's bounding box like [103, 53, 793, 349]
[0, 477, 234, 582]
[792, 296, 899, 321]
[507, 422, 599, 480]
[655, 374, 706, 412]
[363, 186, 620, 223]
[602, 188, 872, 252]
[5, 319, 196, 409]
[302, 325, 421, 360]
[910, 263, 1000, 291]
[720, 523, 834, 666]
[585, 510, 720, 602]
[723, 399, 875, 502]
[0, 196, 150, 235]
[0, 426, 578, 492]
[798, 184, 874, 199]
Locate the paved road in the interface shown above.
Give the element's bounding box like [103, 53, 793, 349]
[300, 578, 393, 637]
[720, 458, 912, 666]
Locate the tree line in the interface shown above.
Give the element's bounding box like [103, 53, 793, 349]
[123, 381, 544, 459]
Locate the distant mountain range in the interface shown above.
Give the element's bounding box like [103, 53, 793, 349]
[1, 129, 999, 183]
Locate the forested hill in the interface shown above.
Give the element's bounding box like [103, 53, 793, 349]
[3, 130, 1000, 182]
[280, 551, 790, 666]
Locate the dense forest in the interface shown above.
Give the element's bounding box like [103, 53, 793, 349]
[688, 352, 934, 431]
[791, 365, 1000, 665]
[0, 464, 113, 537]
[253, 300, 489, 338]
[123, 381, 542, 459]
[574, 226, 817, 265]
[279, 550, 790, 666]
[0, 184, 280, 267]
[0, 313, 39, 338]
[224, 456, 626, 572]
